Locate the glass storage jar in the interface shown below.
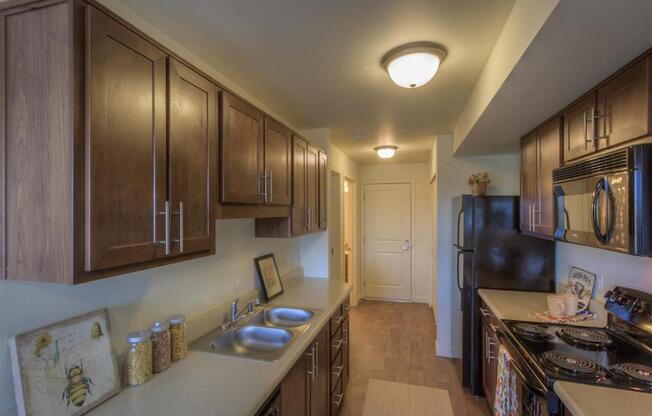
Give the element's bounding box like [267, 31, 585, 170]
[168, 315, 187, 362]
[150, 321, 171, 373]
[125, 330, 152, 386]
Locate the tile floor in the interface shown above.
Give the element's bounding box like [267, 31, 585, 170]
[339, 300, 489, 416]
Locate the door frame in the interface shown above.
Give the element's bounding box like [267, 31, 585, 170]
[361, 179, 416, 302]
[329, 170, 344, 282]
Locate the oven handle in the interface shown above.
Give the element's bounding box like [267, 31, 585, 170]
[494, 329, 548, 398]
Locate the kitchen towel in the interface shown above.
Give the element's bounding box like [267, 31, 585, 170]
[494, 344, 518, 416]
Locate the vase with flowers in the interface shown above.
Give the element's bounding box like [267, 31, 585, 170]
[468, 172, 491, 196]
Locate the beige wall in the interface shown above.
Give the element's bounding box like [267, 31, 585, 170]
[360, 163, 433, 304]
[433, 134, 520, 357]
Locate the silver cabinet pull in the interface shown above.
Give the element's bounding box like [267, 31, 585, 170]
[332, 364, 344, 379]
[343, 326, 348, 346]
[306, 345, 315, 382]
[305, 208, 310, 230]
[314, 341, 319, 379]
[268, 170, 273, 203]
[332, 393, 344, 408]
[261, 171, 268, 203]
[173, 201, 184, 253]
[157, 201, 171, 256]
[332, 338, 344, 351]
[583, 110, 589, 148]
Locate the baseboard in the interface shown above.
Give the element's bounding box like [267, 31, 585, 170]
[436, 343, 462, 359]
[412, 296, 431, 304]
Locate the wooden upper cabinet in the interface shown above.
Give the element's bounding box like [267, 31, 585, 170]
[168, 58, 217, 255]
[306, 145, 319, 232]
[520, 117, 561, 239]
[264, 117, 292, 206]
[220, 91, 264, 204]
[318, 151, 328, 230]
[292, 137, 309, 235]
[86, 6, 168, 271]
[536, 117, 562, 238]
[563, 93, 597, 162]
[596, 56, 652, 149]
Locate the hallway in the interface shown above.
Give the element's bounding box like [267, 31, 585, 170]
[340, 300, 489, 416]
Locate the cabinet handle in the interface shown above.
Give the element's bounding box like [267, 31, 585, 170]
[583, 110, 589, 148]
[157, 201, 171, 256]
[306, 345, 315, 382]
[332, 393, 344, 408]
[305, 208, 310, 230]
[173, 201, 184, 253]
[332, 338, 344, 351]
[261, 171, 268, 203]
[314, 341, 319, 379]
[268, 170, 273, 203]
[528, 205, 532, 232]
[343, 326, 348, 346]
[307, 208, 312, 231]
[332, 364, 344, 379]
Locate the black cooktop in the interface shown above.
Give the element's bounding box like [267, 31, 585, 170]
[503, 320, 652, 393]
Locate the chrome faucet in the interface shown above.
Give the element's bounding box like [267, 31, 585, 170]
[225, 297, 261, 329]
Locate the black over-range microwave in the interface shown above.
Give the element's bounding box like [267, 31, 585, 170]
[553, 144, 652, 256]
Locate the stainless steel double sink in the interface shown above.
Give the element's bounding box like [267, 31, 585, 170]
[190, 306, 318, 361]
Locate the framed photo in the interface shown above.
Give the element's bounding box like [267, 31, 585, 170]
[566, 267, 596, 313]
[254, 254, 284, 301]
[9, 309, 120, 416]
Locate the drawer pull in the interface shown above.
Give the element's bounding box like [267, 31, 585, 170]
[333, 315, 344, 325]
[332, 338, 344, 350]
[332, 364, 344, 379]
[332, 393, 344, 408]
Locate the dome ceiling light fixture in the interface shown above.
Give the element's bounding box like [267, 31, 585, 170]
[374, 145, 398, 159]
[381, 42, 447, 89]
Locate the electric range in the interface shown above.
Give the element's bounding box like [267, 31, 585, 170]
[496, 287, 652, 416]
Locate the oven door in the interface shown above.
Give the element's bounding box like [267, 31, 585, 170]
[553, 172, 629, 252]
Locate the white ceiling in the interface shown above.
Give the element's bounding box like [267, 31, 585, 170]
[115, 0, 516, 165]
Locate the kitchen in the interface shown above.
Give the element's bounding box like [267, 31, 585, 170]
[1, 1, 652, 416]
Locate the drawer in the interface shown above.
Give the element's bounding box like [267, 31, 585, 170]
[331, 347, 343, 392]
[330, 308, 344, 336]
[330, 376, 344, 416]
[342, 297, 350, 319]
[330, 324, 344, 362]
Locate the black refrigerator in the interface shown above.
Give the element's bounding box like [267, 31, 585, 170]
[453, 195, 555, 396]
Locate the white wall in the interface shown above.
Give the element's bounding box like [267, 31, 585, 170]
[0, 221, 302, 414]
[360, 163, 433, 304]
[556, 242, 652, 298]
[433, 134, 520, 358]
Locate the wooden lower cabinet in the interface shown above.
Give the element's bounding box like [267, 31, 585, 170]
[275, 298, 350, 416]
[480, 304, 499, 413]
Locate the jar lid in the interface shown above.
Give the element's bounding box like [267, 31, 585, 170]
[126, 329, 151, 343]
[150, 320, 170, 332]
[167, 314, 186, 324]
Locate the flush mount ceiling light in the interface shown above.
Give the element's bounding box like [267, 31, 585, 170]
[374, 145, 398, 159]
[381, 42, 447, 88]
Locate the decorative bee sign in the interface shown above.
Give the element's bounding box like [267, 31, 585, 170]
[9, 309, 120, 416]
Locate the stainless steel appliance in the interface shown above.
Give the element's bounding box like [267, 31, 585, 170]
[497, 287, 652, 415]
[553, 144, 652, 255]
[453, 195, 555, 396]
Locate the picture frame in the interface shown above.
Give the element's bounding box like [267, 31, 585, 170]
[566, 266, 596, 313]
[254, 254, 285, 301]
[9, 309, 120, 416]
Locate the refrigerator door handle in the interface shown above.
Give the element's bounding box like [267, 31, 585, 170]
[456, 209, 464, 248]
[456, 250, 463, 291]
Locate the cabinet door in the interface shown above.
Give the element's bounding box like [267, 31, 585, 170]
[318, 151, 328, 230]
[563, 93, 597, 162]
[292, 137, 308, 235]
[220, 92, 264, 204]
[168, 58, 217, 255]
[597, 56, 651, 149]
[281, 350, 310, 416]
[342, 316, 350, 389]
[86, 6, 167, 271]
[481, 320, 497, 412]
[310, 325, 330, 416]
[520, 133, 538, 234]
[535, 117, 561, 238]
[307, 145, 319, 232]
[264, 117, 292, 206]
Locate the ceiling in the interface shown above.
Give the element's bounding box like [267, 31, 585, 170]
[115, 0, 516, 165]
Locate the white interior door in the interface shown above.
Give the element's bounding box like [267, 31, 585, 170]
[363, 182, 412, 301]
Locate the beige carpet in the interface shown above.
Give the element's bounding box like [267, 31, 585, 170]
[361, 379, 455, 416]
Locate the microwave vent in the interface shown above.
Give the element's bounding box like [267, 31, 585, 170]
[553, 149, 628, 182]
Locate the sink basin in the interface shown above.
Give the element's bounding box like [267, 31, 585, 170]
[250, 307, 314, 328]
[208, 325, 293, 361]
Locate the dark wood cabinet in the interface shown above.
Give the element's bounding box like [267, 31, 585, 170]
[220, 91, 264, 204]
[563, 93, 597, 162]
[167, 57, 217, 255]
[480, 305, 498, 413]
[264, 117, 293, 206]
[293, 137, 309, 235]
[520, 117, 561, 239]
[281, 350, 310, 416]
[310, 325, 330, 416]
[307, 145, 319, 232]
[596, 56, 652, 150]
[1, 2, 216, 283]
[318, 151, 328, 230]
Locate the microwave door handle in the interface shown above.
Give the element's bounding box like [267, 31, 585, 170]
[592, 178, 608, 244]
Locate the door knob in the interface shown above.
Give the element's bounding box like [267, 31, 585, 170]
[402, 240, 411, 250]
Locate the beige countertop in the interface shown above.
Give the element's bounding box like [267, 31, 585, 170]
[554, 381, 652, 416]
[477, 288, 607, 328]
[89, 277, 351, 416]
